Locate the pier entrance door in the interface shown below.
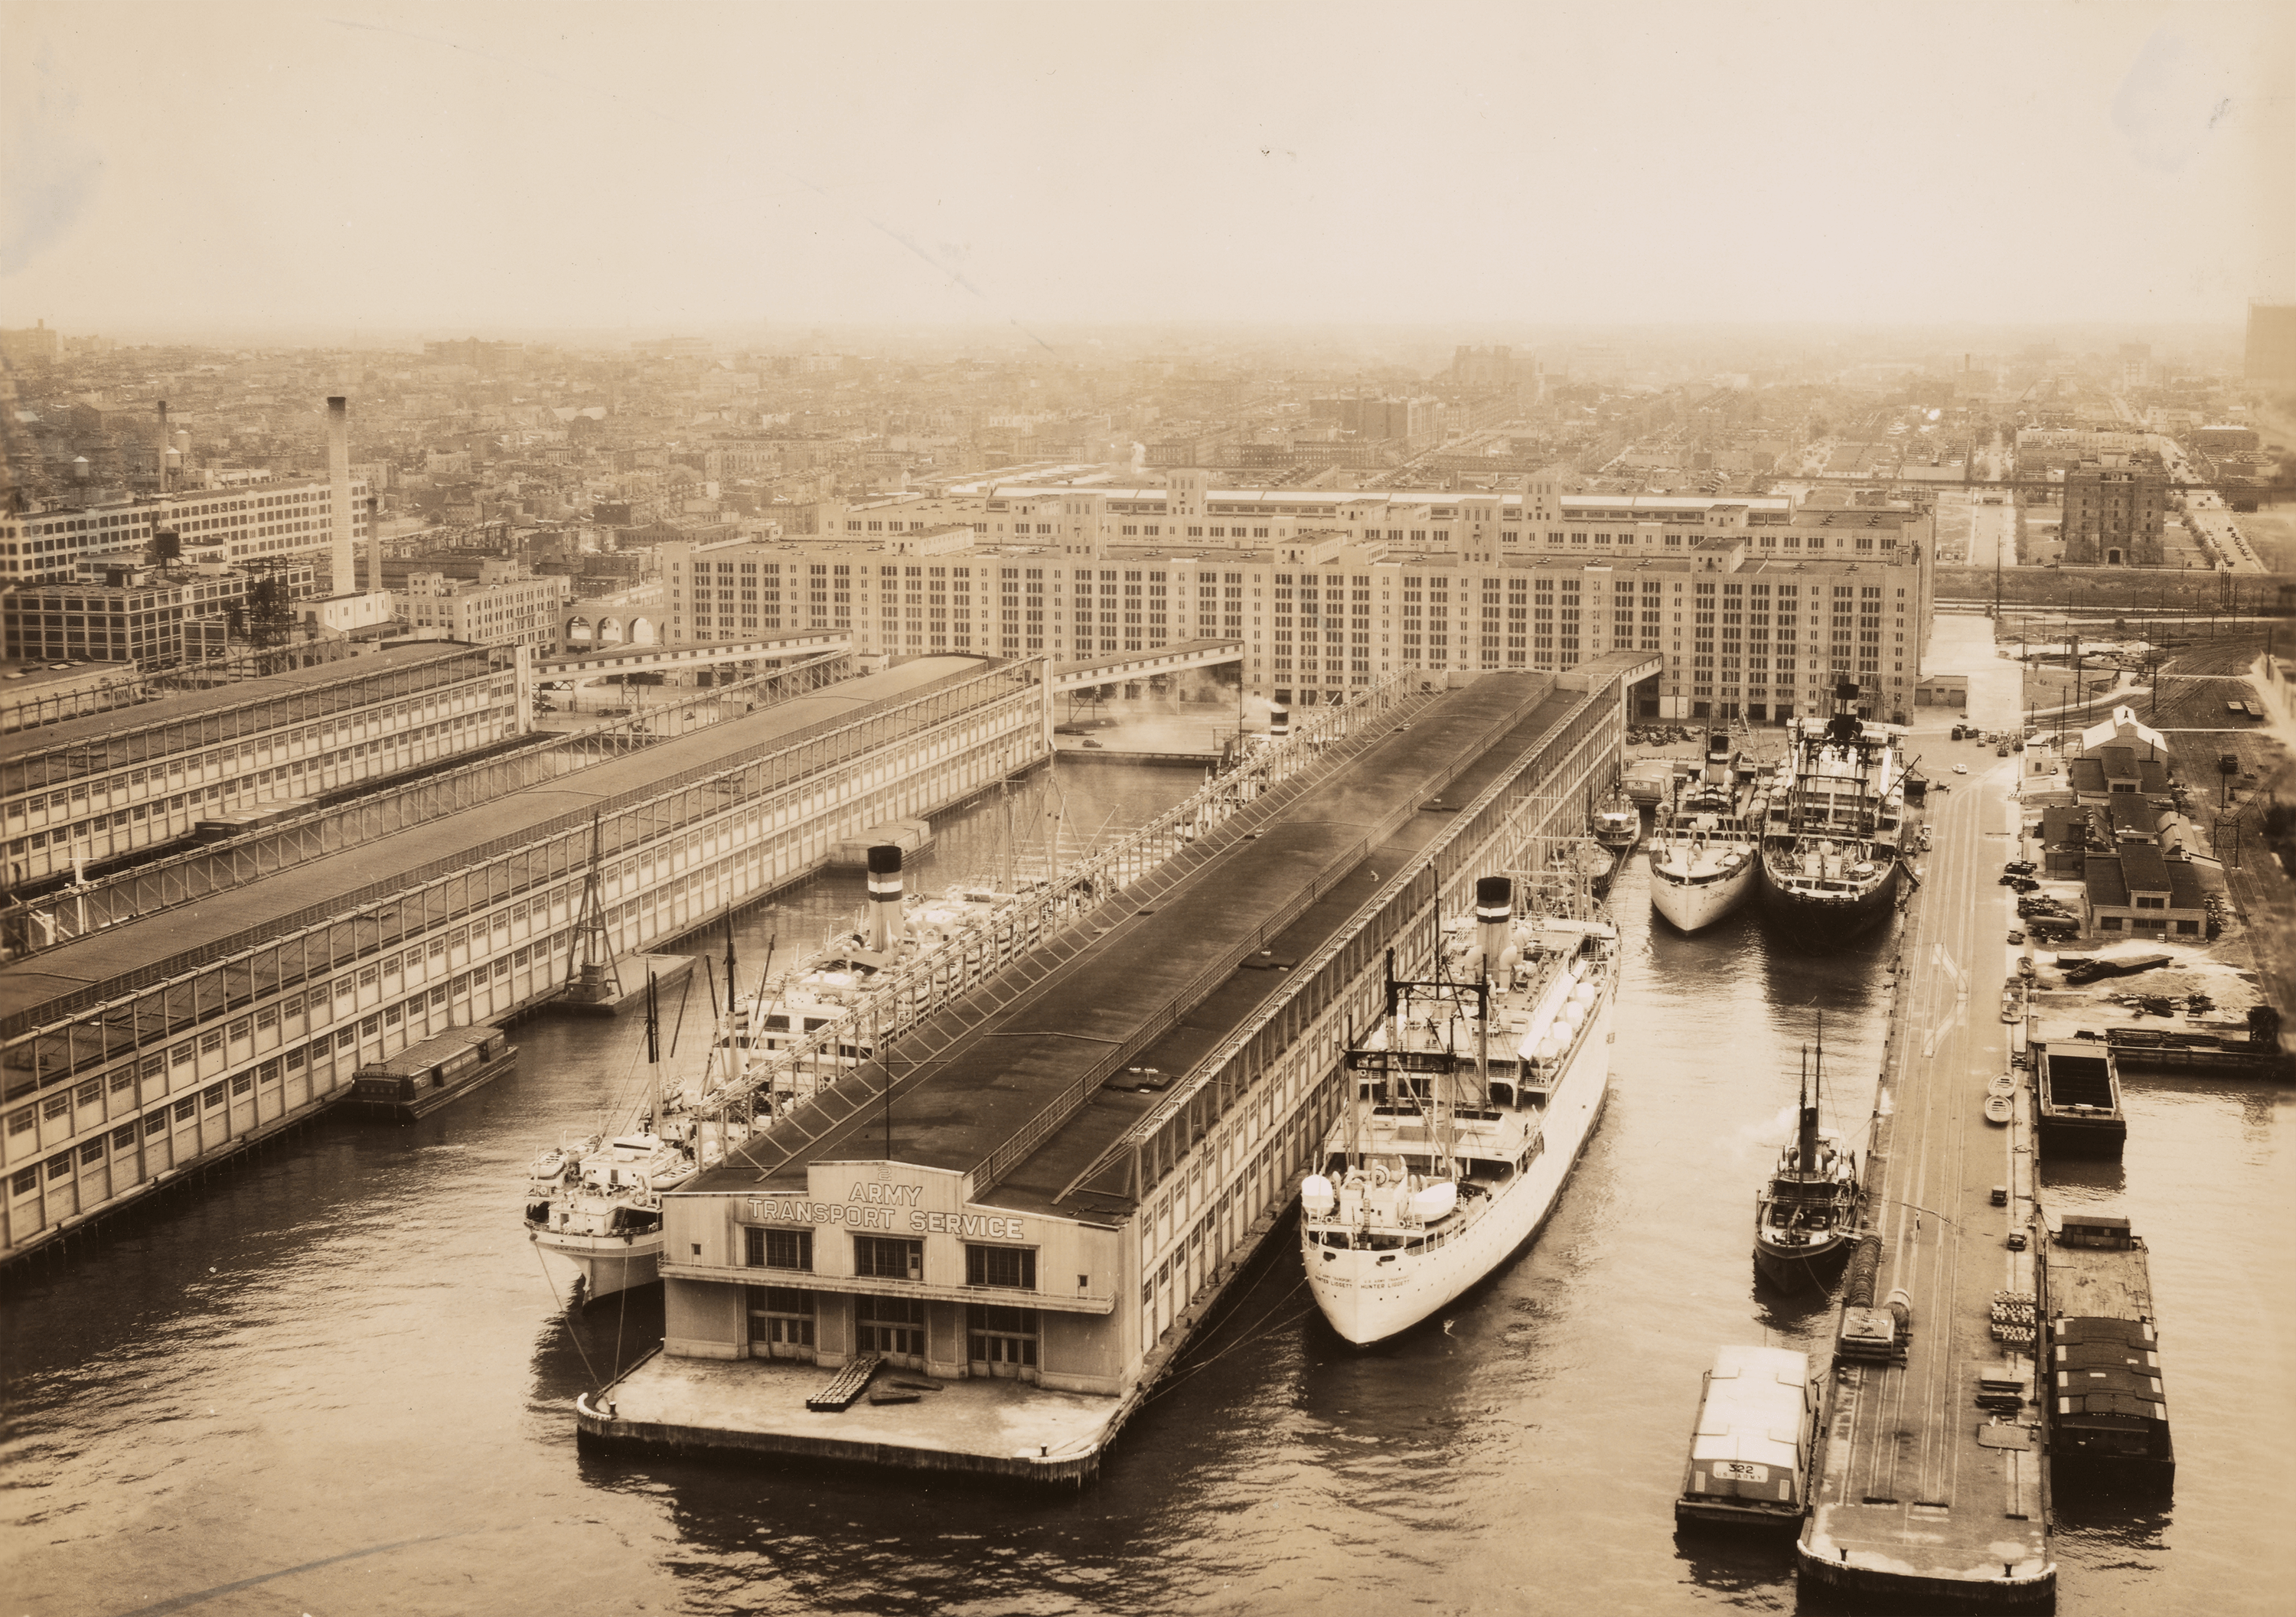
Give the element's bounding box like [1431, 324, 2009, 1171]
[967, 1305, 1040, 1381]
[745, 1286, 816, 1361]
[854, 1296, 927, 1368]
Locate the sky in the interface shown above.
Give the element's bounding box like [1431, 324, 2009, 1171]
[2, 0, 2291, 339]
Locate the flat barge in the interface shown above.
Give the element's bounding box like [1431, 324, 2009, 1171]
[2034, 1040, 2126, 1157]
[345, 1027, 517, 1121]
[576, 655, 1654, 1482]
[2039, 1211, 2174, 1491]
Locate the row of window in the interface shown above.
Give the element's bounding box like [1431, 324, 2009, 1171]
[743, 1227, 1039, 1290]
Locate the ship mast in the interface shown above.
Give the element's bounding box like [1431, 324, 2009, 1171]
[643, 970, 660, 1137]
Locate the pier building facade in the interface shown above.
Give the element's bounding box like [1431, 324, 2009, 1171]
[600, 651, 1653, 1478]
[2, 644, 524, 893]
[662, 479, 1932, 726]
[0, 657, 1047, 1268]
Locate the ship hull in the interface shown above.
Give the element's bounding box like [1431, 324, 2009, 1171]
[1756, 855, 1900, 934]
[1753, 1231, 1855, 1292]
[1650, 859, 1756, 934]
[1306, 998, 1613, 1346]
[530, 1226, 664, 1303]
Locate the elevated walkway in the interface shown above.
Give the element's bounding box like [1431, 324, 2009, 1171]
[535, 633, 852, 686]
[1052, 638, 1242, 693]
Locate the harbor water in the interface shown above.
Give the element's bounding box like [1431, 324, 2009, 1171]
[4, 741, 2291, 1615]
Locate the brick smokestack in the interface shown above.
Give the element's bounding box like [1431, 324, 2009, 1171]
[327, 396, 356, 595]
[156, 401, 169, 494]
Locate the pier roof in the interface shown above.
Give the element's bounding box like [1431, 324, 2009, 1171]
[0, 657, 989, 1033]
[693, 657, 1631, 1223]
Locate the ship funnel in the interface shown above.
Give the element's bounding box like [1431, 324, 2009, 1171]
[865, 844, 903, 953]
[1474, 875, 1512, 983]
[1797, 1047, 1820, 1177]
[1268, 706, 1290, 738]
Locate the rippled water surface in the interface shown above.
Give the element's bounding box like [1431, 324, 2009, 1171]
[4, 742, 2289, 1616]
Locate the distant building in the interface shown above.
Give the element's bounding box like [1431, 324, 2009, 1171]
[2243, 302, 2296, 384]
[2082, 846, 2208, 939]
[0, 321, 59, 367]
[2190, 424, 2260, 455]
[2060, 463, 2165, 566]
[0, 562, 309, 663]
[2, 478, 371, 586]
[661, 477, 1934, 724]
[396, 560, 568, 650]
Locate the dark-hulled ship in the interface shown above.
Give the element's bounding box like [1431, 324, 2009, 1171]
[1756, 679, 1907, 934]
[1753, 1039, 1861, 1291]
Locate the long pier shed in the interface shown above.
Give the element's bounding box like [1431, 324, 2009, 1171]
[1, 657, 1043, 1267]
[585, 652, 1655, 1482]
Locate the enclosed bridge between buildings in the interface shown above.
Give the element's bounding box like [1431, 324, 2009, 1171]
[582, 650, 1657, 1482]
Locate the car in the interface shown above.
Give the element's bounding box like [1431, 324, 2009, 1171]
[2008, 930, 2026, 944]
[1953, 764, 1969, 774]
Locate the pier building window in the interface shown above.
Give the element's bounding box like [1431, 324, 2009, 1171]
[853, 1235, 923, 1281]
[746, 1286, 816, 1353]
[965, 1244, 1037, 1290]
[967, 1305, 1039, 1372]
[854, 1296, 926, 1358]
[744, 1226, 812, 1270]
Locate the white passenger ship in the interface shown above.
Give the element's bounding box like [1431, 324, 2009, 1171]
[1300, 867, 1617, 1345]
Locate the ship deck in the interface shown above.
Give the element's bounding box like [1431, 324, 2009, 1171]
[1798, 749, 2055, 1607]
[690, 670, 1588, 1222]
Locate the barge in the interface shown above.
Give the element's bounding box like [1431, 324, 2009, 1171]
[1675, 1345, 1819, 1531]
[2034, 1041, 2125, 1158]
[346, 1027, 516, 1121]
[2039, 1211, 2174, 1490]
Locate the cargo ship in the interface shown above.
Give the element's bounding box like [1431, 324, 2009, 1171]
[1300, 865, 1616, 1345]
[1649, 730, 1757, 932]
[1675, 1345, 1821, 1531]
[1757, 680, 1908, 934]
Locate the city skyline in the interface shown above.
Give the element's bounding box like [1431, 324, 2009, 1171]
[4, 0, 2292, 336]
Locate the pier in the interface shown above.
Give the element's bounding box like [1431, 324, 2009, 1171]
[1, 657, 1047, 1268]
[578, 653, 1654, 1481]
[1799, 751, 2054, 1606]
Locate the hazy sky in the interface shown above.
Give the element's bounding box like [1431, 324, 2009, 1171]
[2, 0, 2291, 337]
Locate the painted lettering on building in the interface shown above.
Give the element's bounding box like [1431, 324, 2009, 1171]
[743, 1198, 904, 1229]
[907, 1210, 1026, 1239]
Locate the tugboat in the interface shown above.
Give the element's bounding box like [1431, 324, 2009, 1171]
[1300, 859, 1617, 1345]
[1757, 678, 1908, 935]
[1753, 1034, 1861, 1291]
[1590, 781, 1642, 852]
